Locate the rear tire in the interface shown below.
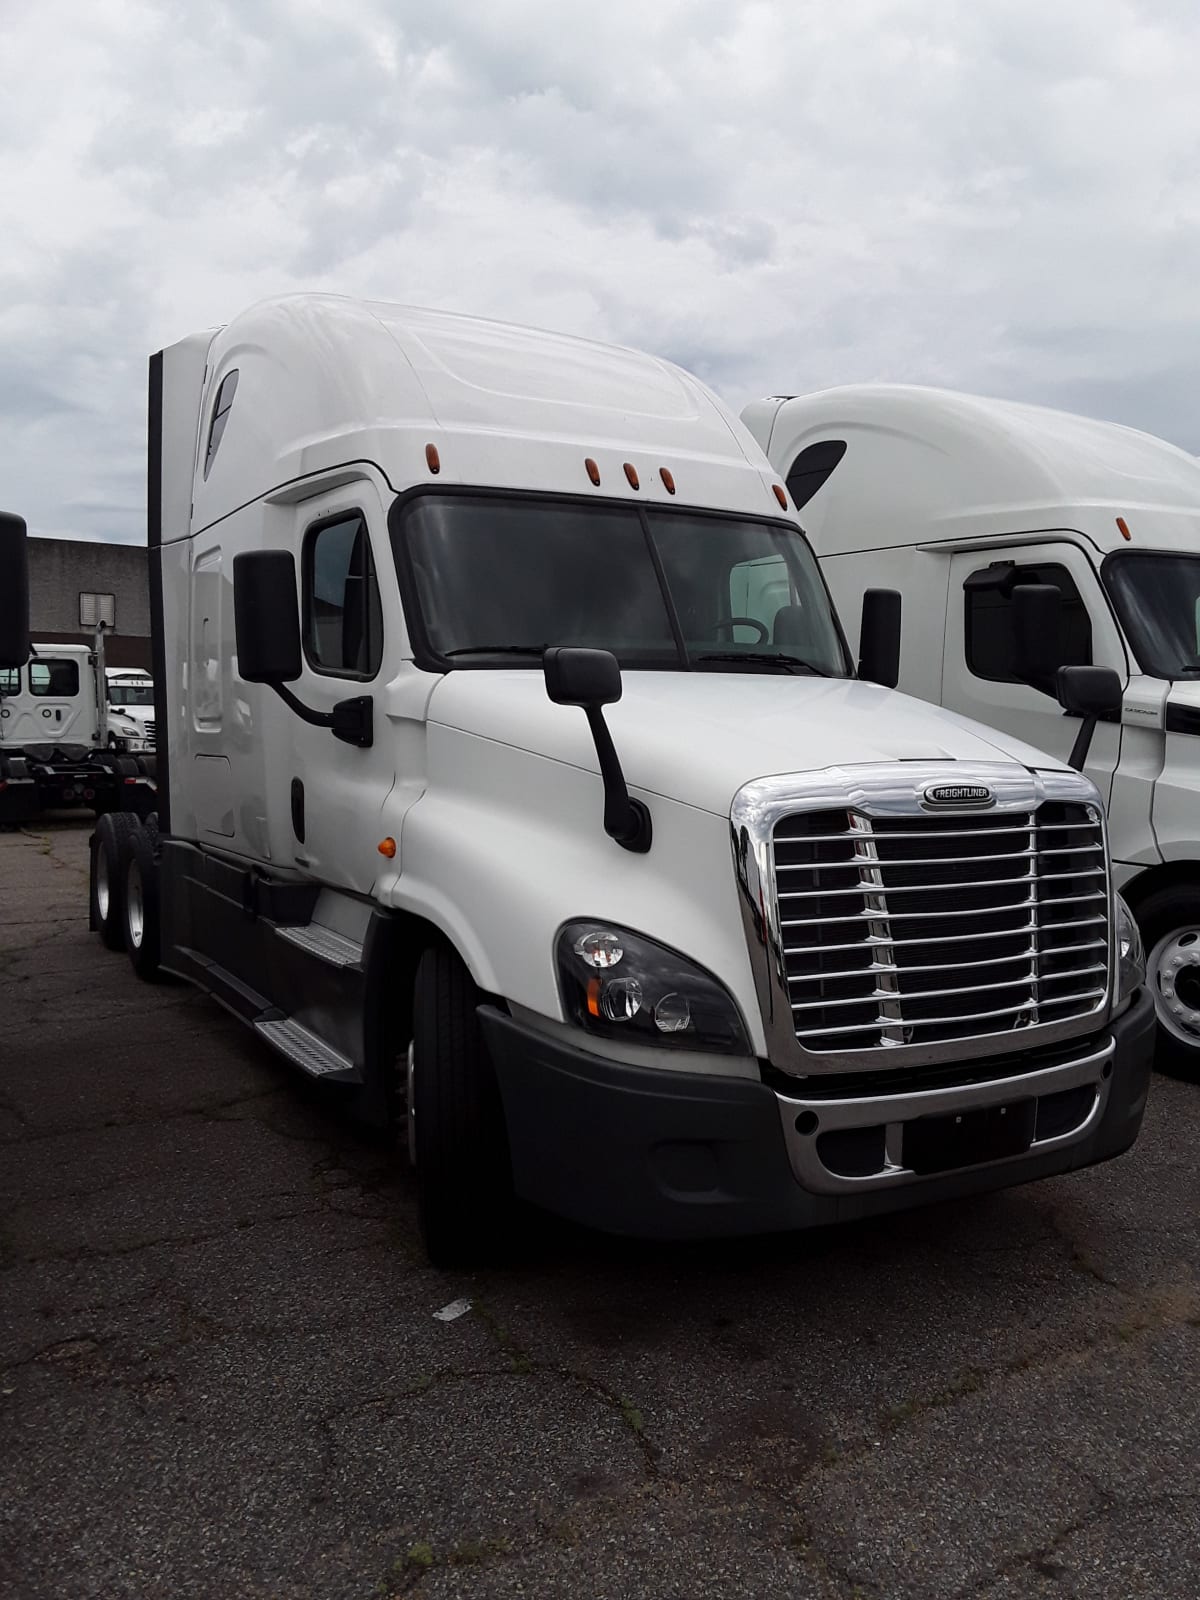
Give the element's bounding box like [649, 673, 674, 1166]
[89, 812, 141, 951]
[410, 943, 515, 1268]
[123, 828, 161, 981]
[1138, 884, 1200, 1082]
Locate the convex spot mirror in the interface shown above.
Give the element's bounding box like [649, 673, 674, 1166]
[1056, 665, 1123, 721]
[233, 551, 302, 683]
[544, 646, 622, 708]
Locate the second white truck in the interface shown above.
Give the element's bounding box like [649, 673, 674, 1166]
[745, 384, 1200, 1077]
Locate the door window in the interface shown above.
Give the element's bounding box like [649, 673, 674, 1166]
[303, 514, 383, 679]
[29, 660, 80, 696]
[965, 562, 1092, 683]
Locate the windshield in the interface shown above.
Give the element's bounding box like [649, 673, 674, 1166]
[1105, 553, 1200, 679]
[108, 683, 154, 706]
[396, 494, 850, 676]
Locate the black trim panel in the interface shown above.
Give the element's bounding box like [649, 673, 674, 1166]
[1166, 703, 1200, 737]
[146, 351, 171, 833]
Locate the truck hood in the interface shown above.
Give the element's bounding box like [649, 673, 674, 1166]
[425, 671, 1066, 818]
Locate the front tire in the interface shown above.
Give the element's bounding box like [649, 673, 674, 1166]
[1139, 884, 1200, 1082]
[410, 944, 515, 1267]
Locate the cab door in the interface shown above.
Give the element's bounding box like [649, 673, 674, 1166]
[282, 479, 402, 894]
[942, 541, 1128, 808]
[22, 656, 95, 745]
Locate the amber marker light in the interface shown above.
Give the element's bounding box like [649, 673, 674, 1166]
[585, 457, 601, 485]
[623, 463, 640, 489]
[772, 484, 788, 510]
[378, 837, 397, 858]
[660, 467, 676, 494]
[1116, 516, 1132, 541]
[587, 978, 603, 1018]
[425, 443, 441, 474]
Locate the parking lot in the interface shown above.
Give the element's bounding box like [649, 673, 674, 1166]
[0, 818, 1197, 1598]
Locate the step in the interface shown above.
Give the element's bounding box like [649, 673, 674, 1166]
[274, 922, 364, 970]
[255, 1016, 361, 1082]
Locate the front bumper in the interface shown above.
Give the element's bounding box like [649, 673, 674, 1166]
[481, 987, 1155, 1240]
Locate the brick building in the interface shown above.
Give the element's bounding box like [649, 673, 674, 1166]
[28, 538, 152, 670]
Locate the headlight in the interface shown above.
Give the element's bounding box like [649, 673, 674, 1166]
[556, 922, 750, 1055]
[1116, 893, 1145, 1004]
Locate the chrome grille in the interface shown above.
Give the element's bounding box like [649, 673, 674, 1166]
[145, 719, 156, 745]
[773, 802, 1109, 1054]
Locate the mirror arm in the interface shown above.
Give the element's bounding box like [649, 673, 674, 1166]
[1067, 716, 1097, 773]
[270, 683, 374, 748]
[272, 682, 334, 728]
[583, 705, 652, 853]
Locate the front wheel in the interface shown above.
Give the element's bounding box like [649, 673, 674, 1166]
[409, 944, 515, 1267]
[1139, 884, 1200, 1082]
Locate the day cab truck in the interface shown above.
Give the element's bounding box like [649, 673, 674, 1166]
[105, 668, 157, 754]
[2, 296, 1154, 1264]
[0, 629, 157, 824]
[744, 385, 1200, 1079]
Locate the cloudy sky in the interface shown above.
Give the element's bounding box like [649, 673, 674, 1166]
[3, 0, 1199, 544]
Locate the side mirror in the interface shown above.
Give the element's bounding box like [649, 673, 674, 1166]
[544, 646, 622, 708]
[233, 550, 372, 748]
[1011, 584, 1062, 695]
[543, 647, 650, 853]
[1056, 664, 1122, 771]
[0, 511, 30, 670]
[233, 551, 302, 683]
[858, 589, 901, 688]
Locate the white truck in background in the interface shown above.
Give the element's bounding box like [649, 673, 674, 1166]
[105, 668, 156, 753]
[2, 295, 1154, 1264]
[0, 627, 156, 822]
[744, 384, 1200, 1078]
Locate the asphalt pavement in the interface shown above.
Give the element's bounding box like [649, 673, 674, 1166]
[2, 819, 1198, 1599]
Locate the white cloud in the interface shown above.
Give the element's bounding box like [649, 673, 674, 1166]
[2, 0, 1199, 542]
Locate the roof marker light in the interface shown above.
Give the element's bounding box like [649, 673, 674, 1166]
[773, 484, 788, 510]
[660, 468, 676, 494]
[425, 444, 441, 475]
[624, 463, 640, 489]
[1116, 516, 1132, 541]
[378, 837, 397, 858]
[585, 457, 601, 486]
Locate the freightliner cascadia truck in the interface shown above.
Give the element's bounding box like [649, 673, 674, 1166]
[0, 298, 1152, 1264]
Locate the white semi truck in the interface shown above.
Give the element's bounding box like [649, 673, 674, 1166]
[0, 630, 156, 823]
[744, 385, 1200, 1079]
[105, 668, 156, 753]
[2, 297, 1154, 1263]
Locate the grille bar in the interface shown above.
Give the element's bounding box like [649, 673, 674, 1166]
[781, 891, 1105, 928]
[793, 990, 1106, 1040]
[789, 964, 1105, 1012]
[785, 942, 1105, 985]
[778, 866, 1105, 900]
[783, 920, 1107, 957]
[772, 800, 1109, 1054]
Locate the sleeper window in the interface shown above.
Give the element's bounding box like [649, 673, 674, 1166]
[203, 369, 239, 480]
[303, 514, 383, 678]
[965, 562, 1092, 683]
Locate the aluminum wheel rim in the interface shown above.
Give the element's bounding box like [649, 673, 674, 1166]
[96, 849, 111, 920]
[1146, 927, 1200, 1047]
[126, 859, 144, 950]
[405, 1041, 417, 1166]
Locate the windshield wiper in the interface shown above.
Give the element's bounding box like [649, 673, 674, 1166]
[443, 644, 548, 658]
[693, 651, 834, 677]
